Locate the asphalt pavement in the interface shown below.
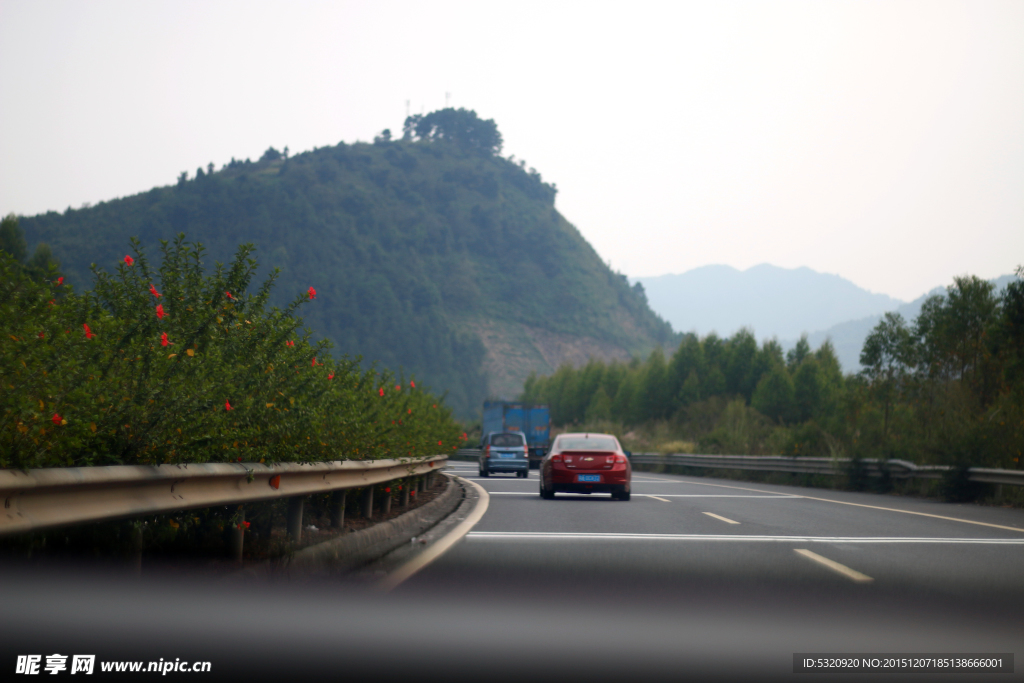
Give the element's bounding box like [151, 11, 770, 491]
[392, 461, 1024, 681]
[1, 463, 1020, 682]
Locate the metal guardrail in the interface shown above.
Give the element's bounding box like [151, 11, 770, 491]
[453, 449, 481, 461]
[457, 448, 1024, 487]
[0, 456, 447, 536]
[628, 453, 1024, 487]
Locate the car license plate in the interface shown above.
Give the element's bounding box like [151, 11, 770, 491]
[577, 474, 601, 482]
[498, 453, 516, 458]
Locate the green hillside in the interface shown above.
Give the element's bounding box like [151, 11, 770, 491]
[16, 109, 676, 417]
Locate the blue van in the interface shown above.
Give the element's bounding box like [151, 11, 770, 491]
[478, 431, 530, 477]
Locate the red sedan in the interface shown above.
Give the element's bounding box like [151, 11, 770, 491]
[539, 432, 632, 501]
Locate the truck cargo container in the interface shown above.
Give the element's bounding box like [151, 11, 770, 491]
[482, 401, 550, 468]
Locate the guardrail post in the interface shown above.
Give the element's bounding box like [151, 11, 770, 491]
[131, 522, 144, 576]
[287, 496, 304, 542]
[330, 491, 346, 528]
[360, 487, 374, 519]
[231, 508, 245, 562]
[382, 486, 392, 514]
[400, 482, 410, 507]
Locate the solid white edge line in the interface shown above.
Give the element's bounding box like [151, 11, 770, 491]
[464, 532, 1024, 544]
[377, 474, 490, 592]
[633, 477, 1024, 533]
[794, 548, 873, 583]
[482, 492, 797, 498]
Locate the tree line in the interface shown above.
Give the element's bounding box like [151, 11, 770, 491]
[522, 272, 1024, 471]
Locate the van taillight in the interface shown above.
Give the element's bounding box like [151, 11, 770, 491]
[485, 445, 491, 458]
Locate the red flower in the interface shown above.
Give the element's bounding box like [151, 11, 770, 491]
[225, 400, 232, 411]
[328, 373, 334, 380]
[52, 413, 61, 425]
[385, 487, 391, 493]
[410, 380, 415, 388]
[308, 286, 316, 300]
[149, 284, 161, 297]
[378, 387, 384, 397]
[286, 340, 294, 347]
[244, 521, 250, 529]
[161, 332, 172, 347]
[407, 409, 412, 414]
[438, 440, 442, 446]
[394, 384, 400, 392]
[462, 432, 467, 440]
[432, 404, 437, 409]
[56, 277, 63, 286]
[155, 304, 165, 319]
[49, 299, 55, 306]
[311, 357, 317, 367]
[225, 291, 233, 300]
[124, 255, 134, 266]
[83, 323, 94, 339]
[38, 331, 45, 339]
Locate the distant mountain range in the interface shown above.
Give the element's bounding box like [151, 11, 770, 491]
[634, 264, 903, 341]
[634, 265, 1017, 373]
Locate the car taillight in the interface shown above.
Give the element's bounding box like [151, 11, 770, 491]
[485, 445, 491, 458]
[551, 454, 562, 463]
[614, 454, 627, 464]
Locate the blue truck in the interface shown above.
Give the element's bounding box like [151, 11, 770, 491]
[482, 401, 551, 469]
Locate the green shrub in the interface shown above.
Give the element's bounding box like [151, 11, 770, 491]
[1, 236, 461, 468]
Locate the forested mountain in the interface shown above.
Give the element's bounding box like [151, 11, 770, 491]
[633, 264, 904, 341]
[15, 109, 676, 418]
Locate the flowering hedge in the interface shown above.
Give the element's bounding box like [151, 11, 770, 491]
[1, 236, 463, 468]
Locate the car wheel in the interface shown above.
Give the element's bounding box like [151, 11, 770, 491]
[481, 468, 489, 478]
[540, 480, 554, 499]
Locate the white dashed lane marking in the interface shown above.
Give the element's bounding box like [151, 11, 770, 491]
[703, 512, 740, 524]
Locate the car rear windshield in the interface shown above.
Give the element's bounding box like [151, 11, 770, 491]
[490, 433, 525, 447]
[557, 436, 618, 452]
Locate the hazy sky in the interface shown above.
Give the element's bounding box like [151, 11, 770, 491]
[1, 0, 1021, 301]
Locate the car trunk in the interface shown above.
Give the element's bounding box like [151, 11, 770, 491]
[559, 451, 616, 471]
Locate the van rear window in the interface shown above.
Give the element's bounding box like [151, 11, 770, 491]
[490, 433, 525, 447]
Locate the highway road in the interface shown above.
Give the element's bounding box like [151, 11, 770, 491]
[0, 463, 1020, 681]
[393, 461, 1024, 680]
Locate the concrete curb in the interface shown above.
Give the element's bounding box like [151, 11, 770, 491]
[236, 475, 463, 579]
[368, 474, 489, 589]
